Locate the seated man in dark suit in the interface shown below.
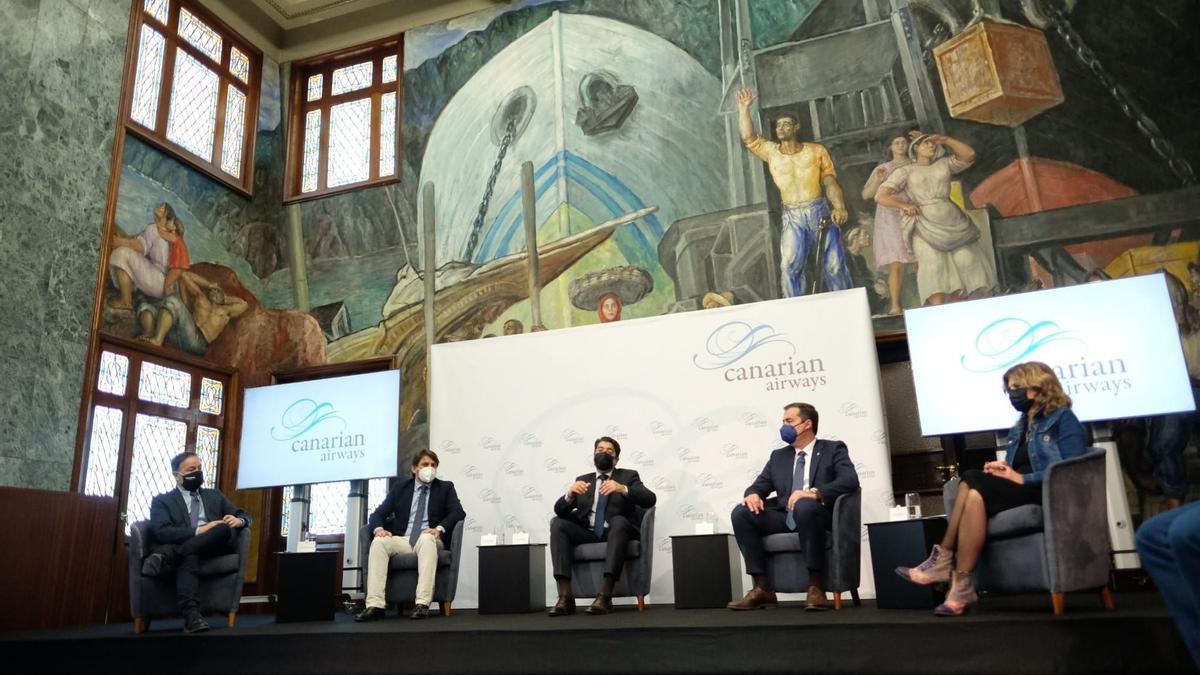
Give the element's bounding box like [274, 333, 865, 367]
[728, 402, 859, 611]
[356, 449, 465, 621]
[548, 436, 657, 616]
[146, 451, 252, 633]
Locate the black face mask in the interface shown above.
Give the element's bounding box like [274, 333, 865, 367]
[1008, 387, 1034, 413]
[181, 471, 204, 492]
[593, 452, 614, 472]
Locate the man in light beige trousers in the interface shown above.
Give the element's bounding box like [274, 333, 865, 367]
[355, 450, 465, 621]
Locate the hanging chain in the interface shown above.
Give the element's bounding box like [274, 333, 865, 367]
[463, 120, 517, 261]
[1038, 0, 1196, 185]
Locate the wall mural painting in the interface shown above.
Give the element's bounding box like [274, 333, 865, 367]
[291, 0, 1199, 443]
[103, 57, 326, 388]
[94, 1, 1199, 505]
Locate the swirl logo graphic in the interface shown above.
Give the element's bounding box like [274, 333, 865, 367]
[959, 318, 1083, 373]
[693, 321, 794, 370]
[270, 399, 345, 441]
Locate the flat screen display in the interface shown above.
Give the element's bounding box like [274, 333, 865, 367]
[905, 274, 1194, 436]
[237, 369, 400, 489]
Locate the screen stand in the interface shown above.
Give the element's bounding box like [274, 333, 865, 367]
[285, 484, 311, 553]
[1089, 422, 1140, 569]
[343, 480, 367, 599]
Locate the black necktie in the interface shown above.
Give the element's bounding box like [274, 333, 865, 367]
[786, 451, 806, 530]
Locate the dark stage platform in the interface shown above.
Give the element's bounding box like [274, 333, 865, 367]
[2, 592, 1194, 675]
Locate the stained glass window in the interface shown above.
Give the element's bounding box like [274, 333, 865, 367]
[125, 414, 188, 534]
[165, 49, 220, 161]
[84, 406, 123, 498]
[123, 1, 259, 192]
[144, 0, 169, 25]
[301, 109, 322, 193]
[379, 92, 396, 177]
[138, 361, 192, 408]
[280, 485, 293, 537]
[178, 8, 223, 63]
[220, 87, 247, 178]
[306, 74, 323, 102]
[331, 61, 373, 95]
[130, 26, 166, 129]
[310, 481, 351, 535]
[229, 46, 250, 83]
[287, 42, 400, 199]
[327, 98, 372, 188]
[382, 55, 397, 84]
[195, 425, 220, 487]
[98, 350, 130, 396]
[199, 377, 223, 415]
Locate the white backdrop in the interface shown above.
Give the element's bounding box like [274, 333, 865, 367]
[430, 288, 894, 607]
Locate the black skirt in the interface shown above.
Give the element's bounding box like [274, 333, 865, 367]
[960, 470, 1042, 516]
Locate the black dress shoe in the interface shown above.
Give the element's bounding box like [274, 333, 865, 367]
[410, 604, 430, 620]
[547, 595, 576, 616]
[585, 593, 613, 615]
[183, 613, 210, 633]
[355, 607, 387, 622]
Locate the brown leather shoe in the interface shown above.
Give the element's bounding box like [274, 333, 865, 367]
[804, 584, 830, 611]
[726, 587, 779, 610]
[585, 593, 613, 615]
[547, 595, 576, 616]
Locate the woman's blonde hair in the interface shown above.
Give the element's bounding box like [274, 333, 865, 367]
[1003, 361, 1071, 416]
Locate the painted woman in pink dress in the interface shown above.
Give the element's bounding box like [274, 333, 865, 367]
[861, 136, 914, 315]
[107, 202, 178, 310]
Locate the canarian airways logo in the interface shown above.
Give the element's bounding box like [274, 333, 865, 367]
[692, 320, 826, 392]
[959, 317, 1130, 396]
[272, 399, 365, 461]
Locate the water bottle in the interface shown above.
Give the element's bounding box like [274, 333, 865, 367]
[905, 492, 922, 520]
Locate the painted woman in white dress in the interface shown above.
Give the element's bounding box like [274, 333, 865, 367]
[874, 134, 996, 305]
[107, 202, 176, 310]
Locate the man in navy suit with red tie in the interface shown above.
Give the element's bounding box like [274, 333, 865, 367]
[356, 449, 465, 621]
[728, 402, 859, 611]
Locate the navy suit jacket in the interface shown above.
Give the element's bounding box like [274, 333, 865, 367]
[148, 487, 252, 545]
[368, 477, 465, 537]
[553, 467, 657, 527]
[744, 439, 859, 510]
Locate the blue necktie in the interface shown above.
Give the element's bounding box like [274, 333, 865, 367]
[189, 491, 201, 529]
[409, 486, 428, 546]
[786, 451, 806, 531]
[593, 475, 610, 539]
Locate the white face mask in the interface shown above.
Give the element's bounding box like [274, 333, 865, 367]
[417, 466, 437, 483]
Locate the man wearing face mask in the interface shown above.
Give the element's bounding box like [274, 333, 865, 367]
[146, 452, 251, 633]
[548, 436, 657, 616]
[356, 449, 465, 621]
[728, 403, 859, 611]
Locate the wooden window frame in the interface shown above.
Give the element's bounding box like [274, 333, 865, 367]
[121, 0, 262, 196]
[74, 335, 240, 532]
[283, 36, 403, 204]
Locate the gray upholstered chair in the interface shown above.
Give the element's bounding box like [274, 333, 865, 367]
[128, 520, 250, 634]
[569, 506, 655, 610]
[942, 449, 1113, 614]
[764, 489, 861, 609]
[358, 520, 464, 616]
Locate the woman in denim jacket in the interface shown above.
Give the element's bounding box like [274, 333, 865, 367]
[896, 361, 1087, 615]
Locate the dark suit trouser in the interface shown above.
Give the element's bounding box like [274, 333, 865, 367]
[550, 516, 638, 581]
[160, 523, 237, 613]
[731, 501, 831, 576]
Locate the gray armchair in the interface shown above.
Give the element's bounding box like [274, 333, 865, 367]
[764, 489, 861, 609]
[128, 520, 250, 634]
[358, 520, 464, 616]
[569, 507, 655, 610]
[942, 449, 1112, 614]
